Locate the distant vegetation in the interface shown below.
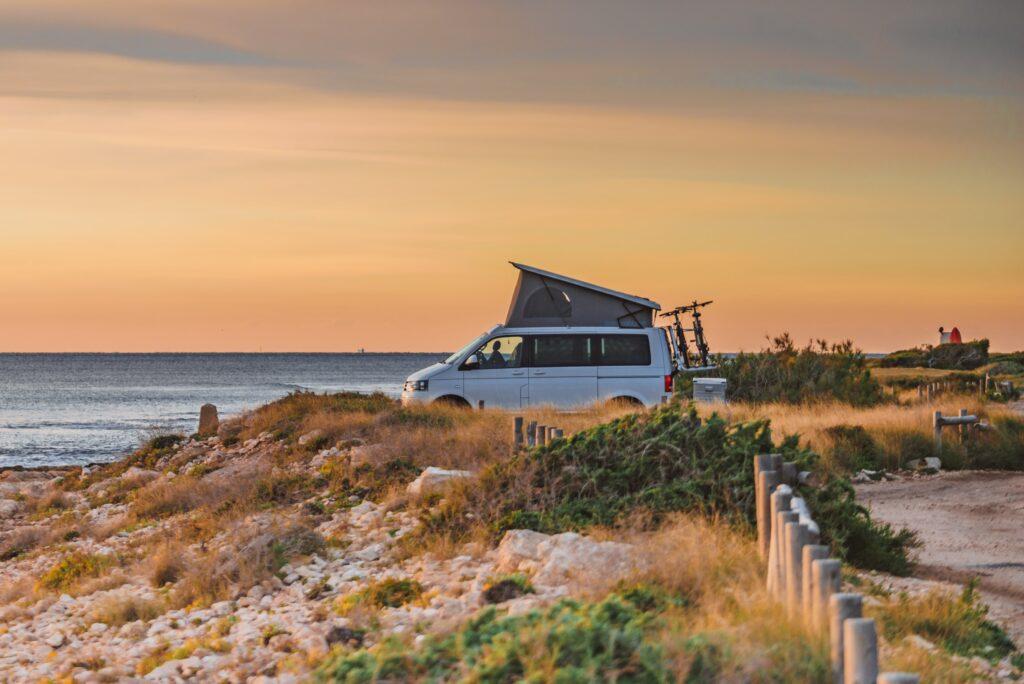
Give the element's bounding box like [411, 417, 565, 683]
[881, 339, 990, 370]
[716, 334, 884, 406]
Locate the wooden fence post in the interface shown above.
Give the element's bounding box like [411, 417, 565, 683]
[933, 411, 943, 451]
[537, 425, 547, 447]
[801, 545, 829, 625]
[830, 593, 863, 683]
[513, 416, 524, 451]
[958, 408, 968, 441]
[527, 421, 537, 447]
[843, 618, 879, 684]
[771, 509, 798, 596]
[812, 559, 842, 633]
[781, 461, 798, 486]
[784, 521, 809, 618]
[767, 489, 793, 592]
[757, 469, 780, 560]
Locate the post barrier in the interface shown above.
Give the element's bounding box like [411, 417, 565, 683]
[513, 416, 524, 451]
[527, 421, 537, 447]
[812, 559, 842, 633]
[757, 469, 779, 560]
[801, 545, 829, 624]
[766, 487, 793, 592]
[784, 522, 809, 617]
[843, 618, 879, 684]
[781, 461, 797, 486]
[553, 428, 564, 440]
[537, 425, 547, 446]
[830, 593, 862, 683]
[754, 464, 919, 683]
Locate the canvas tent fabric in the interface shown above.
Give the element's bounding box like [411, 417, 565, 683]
[504, 262, 660, 328]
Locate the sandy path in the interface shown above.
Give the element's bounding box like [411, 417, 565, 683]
[856, 470, 1024, 644]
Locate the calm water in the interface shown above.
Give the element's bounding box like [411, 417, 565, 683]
[0, 353, 442, 468]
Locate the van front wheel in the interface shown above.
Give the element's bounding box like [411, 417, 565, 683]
[432, 395, 471, 409]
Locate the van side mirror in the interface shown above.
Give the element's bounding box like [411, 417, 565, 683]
[461, 353, 480, 370]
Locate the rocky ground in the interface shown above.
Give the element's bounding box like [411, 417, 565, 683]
[0, 432, 645, 682]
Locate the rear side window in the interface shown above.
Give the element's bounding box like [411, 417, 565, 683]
[599, 335, 651, 366]
[530, 335, 593, 367]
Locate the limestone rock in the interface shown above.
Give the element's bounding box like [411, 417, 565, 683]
[406, 467, 472, 496]
[0, 499, 21, 517]
[298, 429, 325, 447]
[496, 530, 644, 591]
[198, 404, 219, 437]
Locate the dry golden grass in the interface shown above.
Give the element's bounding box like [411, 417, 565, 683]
[696, 397, 1019, 473]
[621, 515, 830, 680]
[89, 592, 167, 626]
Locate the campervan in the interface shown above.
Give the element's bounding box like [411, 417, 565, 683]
[401, 263, 675, 409]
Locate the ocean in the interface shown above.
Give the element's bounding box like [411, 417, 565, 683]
[0, 353, 443, 468]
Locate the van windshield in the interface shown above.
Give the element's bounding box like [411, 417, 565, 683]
[443, 333, 488, 364]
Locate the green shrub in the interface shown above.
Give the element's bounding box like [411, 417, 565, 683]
[337, 578, 424, 614]
[870, 580, 1017, 661]
[316, 591, 670, 683]
[37, 552, 115, 591]
[718, 334, 883, 406]
[823, 425, 882, 472]
[413, 403, 914, 574]
[881, 340, 989, 370]
[322, 457, 421, 500]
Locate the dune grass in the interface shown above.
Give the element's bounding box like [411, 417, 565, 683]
[698, 398, 1024, 475]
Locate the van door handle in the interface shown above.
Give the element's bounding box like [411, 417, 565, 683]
[533, 371, 546, 376]
[512, 371, 525, 376]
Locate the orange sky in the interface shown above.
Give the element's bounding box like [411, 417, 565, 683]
[1, 2, 1022, 352]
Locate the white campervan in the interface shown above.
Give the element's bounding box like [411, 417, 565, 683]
[401, 263, 674, 409]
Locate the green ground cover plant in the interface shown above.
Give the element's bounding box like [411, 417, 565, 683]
[316, 589, 671, 683]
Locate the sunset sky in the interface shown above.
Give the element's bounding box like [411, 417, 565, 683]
[2, 1, 1022, 352]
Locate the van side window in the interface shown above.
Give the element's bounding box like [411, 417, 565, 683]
[530, 335, 592, 367]
[599, 335, 650, 365]
[464, 336, 523, 370]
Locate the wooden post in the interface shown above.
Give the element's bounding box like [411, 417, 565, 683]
[877, 675, 920, 684]
[757, 470, 779, 560]
[771, 509, 798, 596]
[801, 545, 829, 625]
[769, 453, 783, 473]
[767, 489, 793, 592]
[754, 454, 773, 484]
[537, 425, 547, 447]
[830, 593, 862, 683]
[958, 408, 968, 441]
[553, 428, 564, 441]
[547, 426, 557, 442]
[812, 559, 842, 633]
[933, 411, 943, 451]
[781, 461, 798, 487]
[843, 618, 879, 684]
[784, 521, 808, 618]
[513, 416, 524, 451]
[527, 421, 537, 447]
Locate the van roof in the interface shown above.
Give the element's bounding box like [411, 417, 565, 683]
[509, 262, 660, 311]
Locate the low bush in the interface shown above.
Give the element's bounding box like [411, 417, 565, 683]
[482, 573, 534, 604]
[718, 334, 883, 406]
[239, 391, 394, 441]
[316, 590, 669, 682]
[37, 552, 115, 592]
[337, 578, 423, 615]
[413, 403, 915, 574]
[868, 581, 1017, 662]
[881, 340, 990, 370]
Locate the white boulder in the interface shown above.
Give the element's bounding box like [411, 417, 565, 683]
[496, 530, 645, 591]
[406, 467, 472, 496]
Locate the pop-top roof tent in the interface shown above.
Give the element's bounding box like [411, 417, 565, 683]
[504, 262, 661, 329]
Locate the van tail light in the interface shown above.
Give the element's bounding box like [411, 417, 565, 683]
[664, 374, 674, 393]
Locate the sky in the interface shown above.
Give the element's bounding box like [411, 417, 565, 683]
[1, 1, 1022, 353]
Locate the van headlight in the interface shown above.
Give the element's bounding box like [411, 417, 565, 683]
[404, 380, 429, 392]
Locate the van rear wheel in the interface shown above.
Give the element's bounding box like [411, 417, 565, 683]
[606, 396, 644, 410]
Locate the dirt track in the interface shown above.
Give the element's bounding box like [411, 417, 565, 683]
[856, 470, 1024, 643]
